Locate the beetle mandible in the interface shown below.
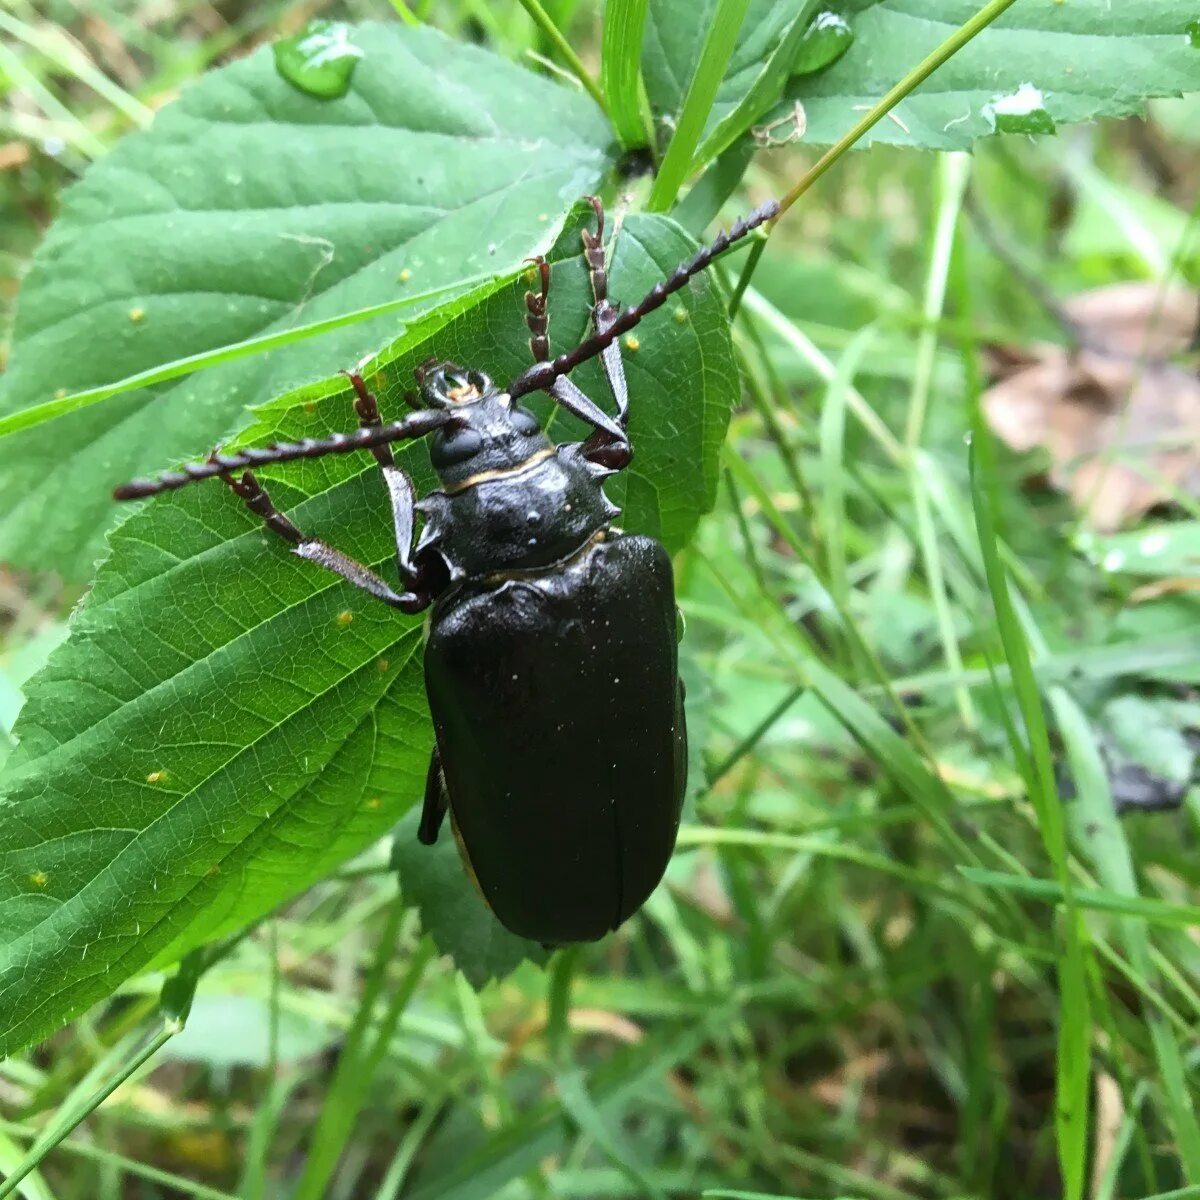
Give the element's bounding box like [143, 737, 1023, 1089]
[114, 197, 778, 944]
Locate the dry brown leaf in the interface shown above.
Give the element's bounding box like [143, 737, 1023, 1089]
[982, 282, 1200, 530]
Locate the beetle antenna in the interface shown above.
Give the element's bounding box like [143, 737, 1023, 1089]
[113, 409, 451, 500]
[507, 199, 778, 400]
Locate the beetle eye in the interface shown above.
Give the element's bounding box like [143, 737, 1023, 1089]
[430, 426, 483, 468]
[509, 406, 540, 436]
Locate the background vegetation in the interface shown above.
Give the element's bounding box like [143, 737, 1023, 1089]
[0, 1, 1198, 1197]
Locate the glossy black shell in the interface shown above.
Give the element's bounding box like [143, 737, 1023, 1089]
[425, 533, 686, 943]
[410, 377, 686, 944]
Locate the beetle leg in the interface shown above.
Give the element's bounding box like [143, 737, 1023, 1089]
[523, 255, 552, 364]
[549, 376, 628, 452]
[219, 466, 431, 614]
[527, 198, 633, 467]
[344, 371, 426, 589]
[582, 195, 630, 430]
[418, 745, 448, 845]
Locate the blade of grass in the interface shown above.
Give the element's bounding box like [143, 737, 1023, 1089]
[906, 151, 976, 732]
[0, 1128, 56, 1200]
[676, 825, 965, 901]
[0, 1023, 177, 1200]
[647, 0, 752, 211]
[740, 289, 904, 462]
[1051, 691, 1200, 1179]
[0, 40, 105, 159]
[601, 0, 653, 149]
[293, 901, 434, 1200]
[514, 0, 606, 112]
[818, 323, 877, 647]
[959, 868, 1200, 930]
[0, 1120, 237, 1200]
[690, 530, 1010, 907]
[969, 425, 1091, 1200]
[384, 0, 421, 24]
[405, 1002, 743, 1200]
[0, 13, 152, 127]
[0, 270, 503, 441]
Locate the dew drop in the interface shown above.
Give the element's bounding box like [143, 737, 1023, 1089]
[792, 10, 854, 77]
[983, 83, 1056, 135]
[273, 19, 364, 100]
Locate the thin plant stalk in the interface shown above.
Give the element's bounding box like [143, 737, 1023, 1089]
[906, 151, 977, 732]
[729, 0, 1023, 315]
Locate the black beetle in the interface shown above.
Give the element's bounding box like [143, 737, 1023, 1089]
[114, 198, 777, 944]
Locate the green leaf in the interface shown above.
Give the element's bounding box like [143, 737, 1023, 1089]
[787, 0, 1200, 150]
[0, 21, 613, 581]
[391, 810, 549, 988]
[0, 211, 739, 1057]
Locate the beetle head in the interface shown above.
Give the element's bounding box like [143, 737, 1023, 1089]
[417, 360, 497, 409]
[419, 359, 551, 486]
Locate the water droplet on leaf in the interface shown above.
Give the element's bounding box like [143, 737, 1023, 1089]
[274, 20, 364, 100]
[983, 83, 1056, 135]
[792, 10, 854, 77]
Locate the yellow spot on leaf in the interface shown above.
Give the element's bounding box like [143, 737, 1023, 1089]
[129, 307, 145, 323]
[673, 306, 689, 324]
[30, 870, 48, 888]
[399, 269, 412, 283]
[365, 796, 382, 810]
[377, 658, 390, 672]
[336, 610, 353, 627]
[146, 770, 167, 783]
[624, 335, 640, 352]
[55, 388, 67, 399]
